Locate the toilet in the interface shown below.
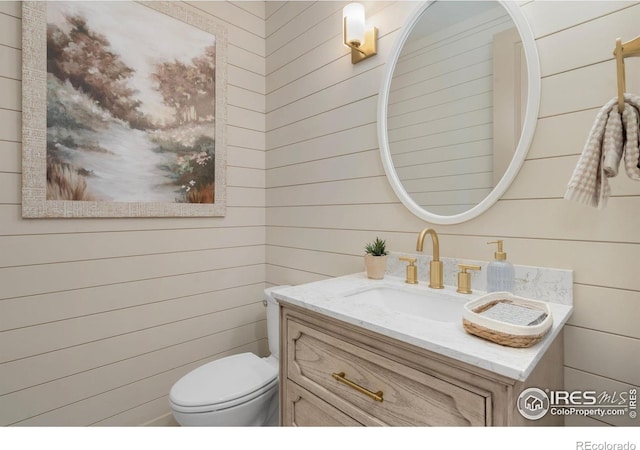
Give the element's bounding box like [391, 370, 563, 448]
[169, 286, 288, 426]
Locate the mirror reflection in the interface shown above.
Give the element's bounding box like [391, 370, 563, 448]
[386, 1, 527, 216]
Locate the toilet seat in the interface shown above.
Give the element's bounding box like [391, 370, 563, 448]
[169, 353, 278, 414]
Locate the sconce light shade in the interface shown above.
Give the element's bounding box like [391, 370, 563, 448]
[343, 3, 366, 48]
[342, 3, 377, 64]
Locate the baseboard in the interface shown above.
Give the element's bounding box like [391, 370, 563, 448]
[142, 412, 179, 427]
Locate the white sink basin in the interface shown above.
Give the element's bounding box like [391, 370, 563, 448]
[344, 286, 466, 323]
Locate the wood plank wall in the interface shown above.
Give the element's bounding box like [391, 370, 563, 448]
[1, 0, 638, 428]
[0, 1, 266, 426]
[266, 0, 640, 427]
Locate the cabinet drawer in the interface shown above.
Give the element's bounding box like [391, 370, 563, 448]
[283, 380, 363, 427]
[287, 319, 490, 426]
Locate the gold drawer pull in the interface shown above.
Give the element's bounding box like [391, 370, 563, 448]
[331, 371, 383, 402]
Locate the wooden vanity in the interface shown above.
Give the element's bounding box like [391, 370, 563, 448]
[279, 302, 564, 426]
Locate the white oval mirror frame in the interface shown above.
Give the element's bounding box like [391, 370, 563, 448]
[377, 1, 540, 225]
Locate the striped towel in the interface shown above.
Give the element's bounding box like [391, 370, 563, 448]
[621, 94, 640, 180]
[564, 94, 640, 208]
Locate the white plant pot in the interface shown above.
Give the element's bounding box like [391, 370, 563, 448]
[364, 254, 387, 279]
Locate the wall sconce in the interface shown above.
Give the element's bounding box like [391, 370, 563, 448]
[343, 3, 377, 64]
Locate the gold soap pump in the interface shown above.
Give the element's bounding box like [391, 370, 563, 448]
[488, 240, 507, 261]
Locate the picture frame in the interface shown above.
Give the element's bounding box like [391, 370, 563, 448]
[21, 1, 227, 218]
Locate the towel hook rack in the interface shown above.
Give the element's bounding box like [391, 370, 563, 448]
[614, 35, 640, 113]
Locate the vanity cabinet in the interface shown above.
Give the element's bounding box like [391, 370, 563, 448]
[279, 302, 564, 427]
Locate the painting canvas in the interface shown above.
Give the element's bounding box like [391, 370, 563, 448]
[22, 1, 227, 217]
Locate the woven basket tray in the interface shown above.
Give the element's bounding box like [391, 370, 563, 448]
[462, 292, 553, 348]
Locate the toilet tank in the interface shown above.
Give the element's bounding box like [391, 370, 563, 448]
[264, 286, 289, 360]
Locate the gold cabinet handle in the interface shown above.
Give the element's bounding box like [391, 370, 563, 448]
[331, 371, 383, 402]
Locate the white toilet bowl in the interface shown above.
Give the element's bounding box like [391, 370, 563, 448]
[169, 286, 287, 426]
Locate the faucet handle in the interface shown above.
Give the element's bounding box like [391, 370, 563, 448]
[457, 264, 481, 294]
[399, 257, 418, 284]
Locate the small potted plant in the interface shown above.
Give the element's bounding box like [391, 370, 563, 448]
[364, 237, 388, 279]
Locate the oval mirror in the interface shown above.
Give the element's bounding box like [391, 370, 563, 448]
[378, 1, 540, 224]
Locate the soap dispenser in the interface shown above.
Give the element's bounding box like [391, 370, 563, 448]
[486, 240, 515, 293]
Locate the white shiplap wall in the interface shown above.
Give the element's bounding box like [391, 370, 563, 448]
[2, 0, 639, 428]
[0, 1, 266, 426]
[266, 0, 640, 428]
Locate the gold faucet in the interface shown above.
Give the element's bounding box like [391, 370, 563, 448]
[416, 228, 444, 289]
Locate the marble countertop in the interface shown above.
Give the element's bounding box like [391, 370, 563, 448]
[273, 272, 573, 381]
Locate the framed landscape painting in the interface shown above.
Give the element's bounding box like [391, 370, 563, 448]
[22, 1, 227, 218]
